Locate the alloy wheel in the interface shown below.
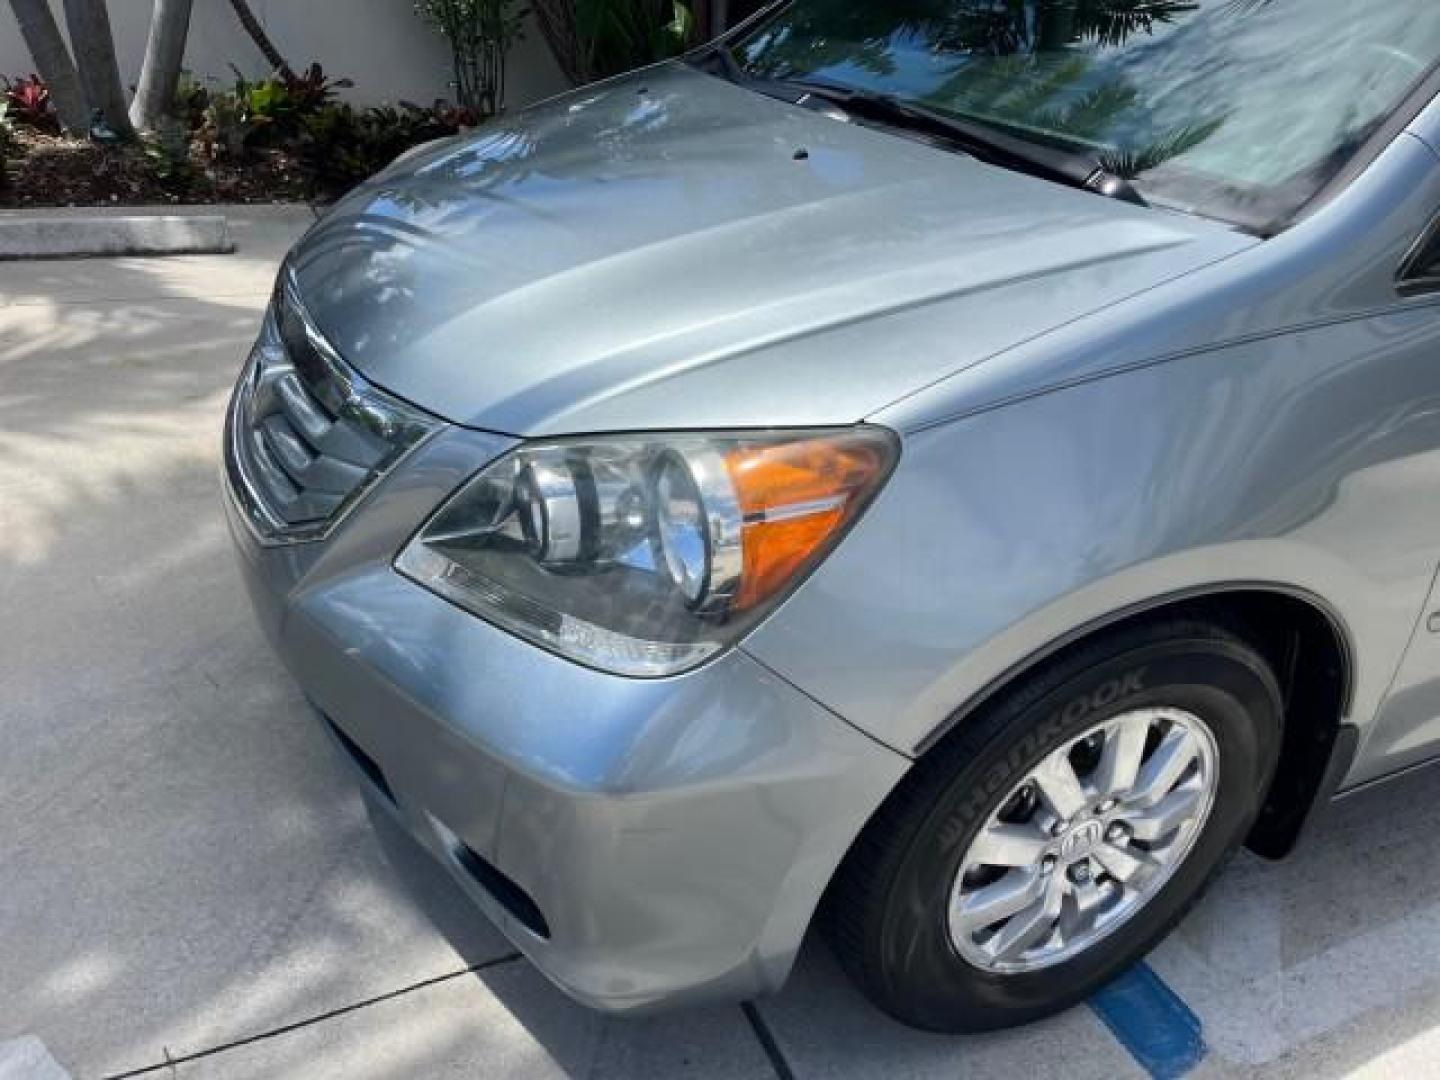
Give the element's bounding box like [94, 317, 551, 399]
[948, 707, 1219, 974]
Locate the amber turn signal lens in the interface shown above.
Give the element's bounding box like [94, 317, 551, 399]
[725, 431, 895, 612]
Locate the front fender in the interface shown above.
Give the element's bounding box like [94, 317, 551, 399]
[743, 316, 1440, 759]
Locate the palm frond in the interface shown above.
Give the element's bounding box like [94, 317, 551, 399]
[1099, 114, 1227, 178]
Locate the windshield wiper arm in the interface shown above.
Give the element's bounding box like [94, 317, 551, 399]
[790, 80, 1147, 206]
[702, 49, 1146, 207]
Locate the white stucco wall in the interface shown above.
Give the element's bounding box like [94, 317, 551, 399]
[0, 0, 567, 110]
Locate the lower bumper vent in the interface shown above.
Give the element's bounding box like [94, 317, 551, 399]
[324, 716, 551, 941]
[325, 717, 396, 806]
[453, 841, 552, 940]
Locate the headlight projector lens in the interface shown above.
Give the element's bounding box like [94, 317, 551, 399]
[653, 453, 710, 604]
[517, 460, 584, 565]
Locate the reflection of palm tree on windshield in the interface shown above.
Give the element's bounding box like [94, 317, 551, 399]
[933, 52, 1229, 179]
[1054, 1, 1200, 48]
[1098, 117, 1226, 178]
[745, 1, 1205, 73]
[744, 1, 1233, 180]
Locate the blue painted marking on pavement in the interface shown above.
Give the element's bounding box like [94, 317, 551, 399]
[1089, 963, 1207, 1079]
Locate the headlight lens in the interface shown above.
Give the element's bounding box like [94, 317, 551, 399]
[396, 428, 898, 676]
[653, 451, 718, 605]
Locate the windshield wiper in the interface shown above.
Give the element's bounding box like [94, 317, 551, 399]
[701, 48, 1146, 207]
[797, 81, 1146, 206]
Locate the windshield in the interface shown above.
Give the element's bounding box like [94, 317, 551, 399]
[735, 1, 1440, 229]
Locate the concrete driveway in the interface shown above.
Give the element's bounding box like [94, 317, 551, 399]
[3, 208, 1440, 1080]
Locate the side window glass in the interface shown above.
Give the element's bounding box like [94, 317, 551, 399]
[1398, 217, 1440, 295]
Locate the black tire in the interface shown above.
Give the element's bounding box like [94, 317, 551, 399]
[827, 616, 1283, 1032]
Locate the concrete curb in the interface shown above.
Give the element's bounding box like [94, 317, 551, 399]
[0, 214, 234, 260]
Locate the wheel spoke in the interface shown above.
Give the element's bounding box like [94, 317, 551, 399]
[1034, 751, 1088, 821]
[988, 874, 1065, 963]
[1056, 878, 1114, 944]
[1091, 840, 1156, 886]
[1127, 783, 1205, 843]
[966, 823, 1051, 869]
[953, 869, 1045, 934]
[1093, 713, 1151, 798]
[1131, 726, 1199, 809]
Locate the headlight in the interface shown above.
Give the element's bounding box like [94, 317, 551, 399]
[395, 428, 898, 676]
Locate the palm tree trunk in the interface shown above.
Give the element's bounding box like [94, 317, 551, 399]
[130, 0, 195, 131]
[693, 0, 730, 39]
[225, 0, 293, 79]
[7, 0, 90, 133]
[61, 0, 135, 138]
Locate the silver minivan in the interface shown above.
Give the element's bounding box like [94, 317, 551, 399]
[224, 0, 1440, 1031]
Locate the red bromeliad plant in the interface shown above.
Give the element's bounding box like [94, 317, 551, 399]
[281, 63, 354, 114]
[2, 74, 59, 133]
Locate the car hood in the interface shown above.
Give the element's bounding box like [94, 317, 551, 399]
[288, 64, 1254, 437]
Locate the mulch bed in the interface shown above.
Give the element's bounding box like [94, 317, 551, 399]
[1, 128, 313, 208]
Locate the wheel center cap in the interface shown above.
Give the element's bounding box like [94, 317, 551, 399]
[1057, 818, 1105, 862]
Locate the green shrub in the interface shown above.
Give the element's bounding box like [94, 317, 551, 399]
[198, 63, 356, 160]
[197, 91, 256, 160]
[2, 58, 476, 201]
[578, 0, 694, 78]
[301, 100, 462, 193]
[239, 63, 352, 134]
[416, 0, 526, 116]
[173, 71, 212, 131]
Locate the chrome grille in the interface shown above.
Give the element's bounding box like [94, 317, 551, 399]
[225, 276, 439, 545]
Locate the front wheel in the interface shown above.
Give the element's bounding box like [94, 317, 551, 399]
[828, 617, 1283, 1032]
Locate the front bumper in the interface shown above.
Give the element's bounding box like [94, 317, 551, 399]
[223, 421, 908, 1013]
